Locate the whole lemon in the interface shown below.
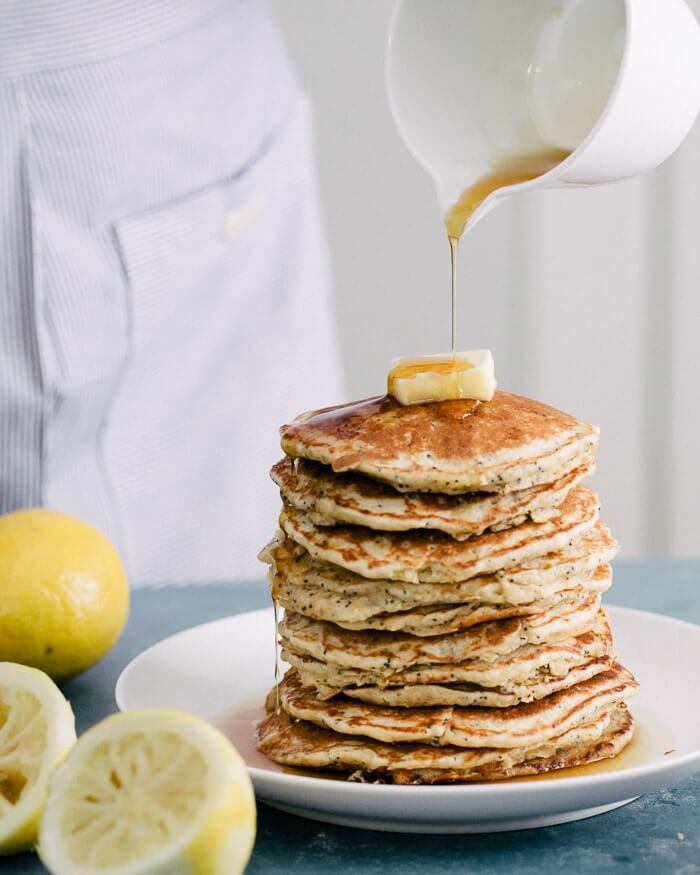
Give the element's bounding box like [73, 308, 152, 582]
[0, 509, 129, 681]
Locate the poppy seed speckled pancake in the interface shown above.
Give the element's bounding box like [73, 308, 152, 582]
[269, 559, 611, 629]
[284, 632, 614, 708]
[283, 624, 611, 690]
[282, 655, 613, 708]
[331, 590, 606, 637]
[279, 392, 598, 494]
[334, 657, 613, 708]
[278, 599, 604, 673]
[278, 485, 599, 583]
[280, 610, 613, 695]
[258, 388, 636, 784]
[256, 705, 634, 784]
[282, 614, 614, 707]
[276, 663, 637, 748]
[263, 524, 616, 624]
[271, 456, 594, 539]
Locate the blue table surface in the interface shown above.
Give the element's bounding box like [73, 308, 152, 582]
[8, 561, 700, 875]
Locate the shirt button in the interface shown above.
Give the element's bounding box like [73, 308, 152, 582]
[223, 192, 267, 238]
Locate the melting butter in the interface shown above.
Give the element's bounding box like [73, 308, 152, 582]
[388, 350, 496, 405]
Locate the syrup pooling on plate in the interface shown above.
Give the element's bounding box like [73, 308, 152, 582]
[444, 148, 570, 351]
[513, 705, 672, 783]
[217, 705, 346, 780]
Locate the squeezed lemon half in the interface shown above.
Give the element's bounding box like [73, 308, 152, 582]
[39, 709, 256, 875]
[0, 662, 77, 855]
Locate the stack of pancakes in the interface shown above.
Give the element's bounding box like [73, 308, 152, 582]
[257, 391, 638, 784]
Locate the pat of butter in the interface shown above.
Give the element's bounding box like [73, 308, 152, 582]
[388, 350, 497, 405]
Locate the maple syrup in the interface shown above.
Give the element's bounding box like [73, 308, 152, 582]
[217, 705, 279, 771]
[510, 706, 671, 783]
[216, 704, 345, 781]
[444, 148, 570, 350]
[273, 599, 280, 713]
[449, 236, 458, 353]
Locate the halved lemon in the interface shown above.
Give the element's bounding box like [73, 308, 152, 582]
[0, 662, 77, 855]
[39, 709, 256, 875]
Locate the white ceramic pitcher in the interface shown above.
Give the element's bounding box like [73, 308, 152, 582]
[387, 0, 700, 232]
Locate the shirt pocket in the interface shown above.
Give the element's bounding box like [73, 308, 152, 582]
[113, 94, 315, 352]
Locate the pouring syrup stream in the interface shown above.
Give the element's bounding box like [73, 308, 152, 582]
[444, 148, 570, 351]
[273, 598, 280, 713]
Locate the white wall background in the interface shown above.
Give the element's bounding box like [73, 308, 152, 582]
[269, 0, 700, 559]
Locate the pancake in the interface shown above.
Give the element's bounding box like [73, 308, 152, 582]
[286, 650, 614, 708]
[281, 611, 614, 702]
[279, 391, 598, 494]
[331, 589, 605, 637]
[259, 389, 635, 783]
[266, 523, 617, 599]
[265, 525, 616, 625]
[276, 663, 638, 748]
[336, 657, 613, 708]
[271, 561, 611, 629]
[279, 485, 599, 583]
[278, 598, 604, 673]
[257, 705, 634, 784]
[271, 456, 594, 539]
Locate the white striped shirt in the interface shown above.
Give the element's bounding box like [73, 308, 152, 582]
[0, 0, 344, 585]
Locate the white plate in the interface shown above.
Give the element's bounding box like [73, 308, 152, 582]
[116, 605, 700, 834]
